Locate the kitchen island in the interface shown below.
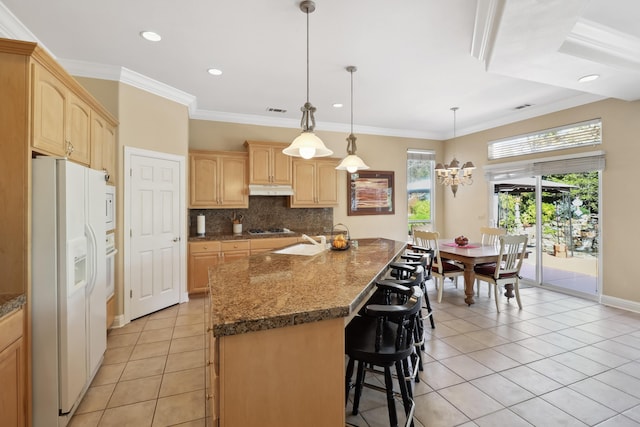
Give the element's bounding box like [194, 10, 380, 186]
[207, 237, 406, 427]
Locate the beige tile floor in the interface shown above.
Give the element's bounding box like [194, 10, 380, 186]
[69, 282, 640, 427]
[347, 283, 640, 427]
[69, 296, 211, 427]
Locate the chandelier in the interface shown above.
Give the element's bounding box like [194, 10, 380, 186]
[283, 0, 333, 160]
[336, 66, 369, 173]
[435, 107, 475, 197]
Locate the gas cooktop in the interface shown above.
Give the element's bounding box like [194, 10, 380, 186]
[247, 228, 294, 235]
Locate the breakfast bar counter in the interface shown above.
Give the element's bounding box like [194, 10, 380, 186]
[207, 238, 406, 427]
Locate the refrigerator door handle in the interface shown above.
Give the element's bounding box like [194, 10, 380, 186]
[85, 224, 98, 294]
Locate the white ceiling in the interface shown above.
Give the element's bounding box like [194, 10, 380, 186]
[1, 0, 639, 140]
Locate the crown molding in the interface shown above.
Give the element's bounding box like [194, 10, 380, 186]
[191, 109, 440, 140]
[561, 18, 640, 72]
[470, 0, 505, 68]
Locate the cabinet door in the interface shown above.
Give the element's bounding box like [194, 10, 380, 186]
[0, 309, 25, 427]
[90, 113, 105, 172]
[190, 154, 219, 207]
[0, 338, 24, 427]
[32, 64, 67, 157]
[248, 145, 271, 184]
[67, 92, 91, 165]
[219, 155, 248, 208]
[189, 252, 220, 293]
[290, 160, 316, 207]
[316, 160, 338, 206]
[271, 148, 292, 185]
[103, 123, 117, 185]
[91, 113, 117, 184]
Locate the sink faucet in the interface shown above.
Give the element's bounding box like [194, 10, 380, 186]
[301, 234, 326, 247]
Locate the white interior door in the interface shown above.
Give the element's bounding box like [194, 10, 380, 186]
[126, 148, 185, 320]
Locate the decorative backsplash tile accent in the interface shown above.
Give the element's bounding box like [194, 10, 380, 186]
[189, 196, 333, 236]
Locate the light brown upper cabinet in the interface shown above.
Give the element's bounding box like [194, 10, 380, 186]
[289, 158, 339, 208]
[90, 111, 117, 184]
[244, 141, 292, 185]
[32, 63, 92, 165]
[189, 150, 248, 208]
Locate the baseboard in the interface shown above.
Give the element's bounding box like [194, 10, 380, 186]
[110, 314, 127, 329]
[600, 295, 640, 314]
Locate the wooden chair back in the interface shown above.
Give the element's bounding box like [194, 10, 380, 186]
[480, 226, 506, 246]
[412, 230, 445, 274]
[493, 234, 528, 279]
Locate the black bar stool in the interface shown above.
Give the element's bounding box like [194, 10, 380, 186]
[345, 286, 422, 427]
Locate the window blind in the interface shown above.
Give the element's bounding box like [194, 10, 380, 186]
[488, 119, 602, 160]
[484, 151, 605, 182]
[407, 149, 436, 161]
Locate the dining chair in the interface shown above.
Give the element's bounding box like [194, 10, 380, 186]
[414, 230, 464, 303]
[475, 227, 507, 297]
[473, 234, 528, 312]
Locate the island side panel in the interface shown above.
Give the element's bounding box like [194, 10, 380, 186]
[218, 317, 345, 427]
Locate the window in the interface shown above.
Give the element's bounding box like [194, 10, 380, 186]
[488, 119, 602, 160]
[407, 150, 435, 235]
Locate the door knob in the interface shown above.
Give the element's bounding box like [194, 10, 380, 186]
[173, 237, 181, 242]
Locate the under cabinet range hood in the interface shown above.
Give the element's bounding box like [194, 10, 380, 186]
[248, 184, 295, 196]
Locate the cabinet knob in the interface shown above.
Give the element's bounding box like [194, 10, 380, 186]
[66, 141, 74, 156]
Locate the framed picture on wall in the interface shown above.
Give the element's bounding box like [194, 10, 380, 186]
[347, 170, 395, 216]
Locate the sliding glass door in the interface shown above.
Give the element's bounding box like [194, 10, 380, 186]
[494, 171, 600, 297]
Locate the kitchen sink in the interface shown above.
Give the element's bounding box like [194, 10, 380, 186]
[272, 243, 327, 256]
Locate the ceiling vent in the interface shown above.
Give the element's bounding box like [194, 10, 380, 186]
[266, 107, 287, 113]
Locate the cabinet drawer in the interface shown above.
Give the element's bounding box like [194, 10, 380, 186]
[0, 308, 23, 352]
[220, 240, 250, 252]
[190, 241, 221, 254]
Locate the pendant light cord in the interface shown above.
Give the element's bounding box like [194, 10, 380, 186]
[350, 69, 354, 135]
[306, 9, 310, 104]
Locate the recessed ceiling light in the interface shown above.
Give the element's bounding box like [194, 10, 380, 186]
[140, 31, 162, 42]
[207, 68, 223, 76]
[578, 74, 600, 83]
[332, 103, 343, 108]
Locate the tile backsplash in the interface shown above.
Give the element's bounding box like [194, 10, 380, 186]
[189, 196, 333, 236]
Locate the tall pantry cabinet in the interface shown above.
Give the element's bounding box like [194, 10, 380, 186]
[0, 37, 119, 427]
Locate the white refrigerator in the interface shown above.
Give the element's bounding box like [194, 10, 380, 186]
[32, 157, 107, 427]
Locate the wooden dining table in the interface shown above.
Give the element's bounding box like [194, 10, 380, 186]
[437, 240, 511, 306]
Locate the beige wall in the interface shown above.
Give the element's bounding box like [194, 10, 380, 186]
[190, 120, 442, 241]
[114, 84, 189, 315]
[79, 78, 190, 318]
[442, 98, 640, 305]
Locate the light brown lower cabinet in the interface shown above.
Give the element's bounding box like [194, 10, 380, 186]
[190, 238, 301, 294]
[0, 307, 26, 427]
[209, 317, 344, 426]
[220, 240, 250, 262]
[189, 241, 222, 294]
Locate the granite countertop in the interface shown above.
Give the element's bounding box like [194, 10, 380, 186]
[0, 293, 26, 319]
[208, 238, 406, 337]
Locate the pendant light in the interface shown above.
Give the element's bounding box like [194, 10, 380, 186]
[283, 0, 333, 160]
[336, 66, 370, 173]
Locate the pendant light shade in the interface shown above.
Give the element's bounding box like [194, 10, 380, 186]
[283, 1, 333, 159]
[284, 130, 332, 159]
[336, 66, 369, 173]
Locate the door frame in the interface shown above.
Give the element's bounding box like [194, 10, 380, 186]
[123, 146, 188, 325]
